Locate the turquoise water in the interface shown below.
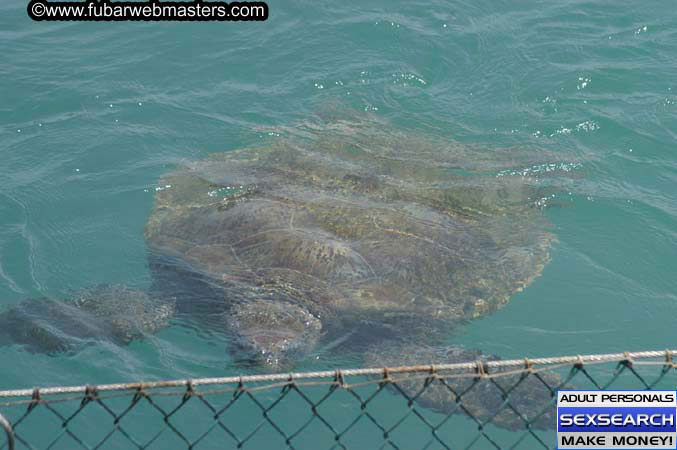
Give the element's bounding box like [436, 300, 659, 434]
[1, 0, 677, 447]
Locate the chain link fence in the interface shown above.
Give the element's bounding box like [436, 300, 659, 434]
[1, 350, 676, 450]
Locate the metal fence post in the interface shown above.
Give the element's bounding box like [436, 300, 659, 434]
[0, 412, 14, 450]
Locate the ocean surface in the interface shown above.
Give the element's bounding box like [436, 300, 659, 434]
[1, 0, 676, 448]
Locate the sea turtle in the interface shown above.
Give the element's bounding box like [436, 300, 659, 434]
[0, 114, 571, 429]
[0, 284, 174, 353]
[141, 116, 565, 428]
[145, 117, 554, 367]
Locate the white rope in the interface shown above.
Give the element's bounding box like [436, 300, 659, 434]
[0, 349, 674, 398]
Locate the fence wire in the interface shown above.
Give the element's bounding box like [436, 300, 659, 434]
[1, 350, 676, 450]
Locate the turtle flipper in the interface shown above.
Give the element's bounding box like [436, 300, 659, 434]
[0, 285, 175, 353]
[0, 298, 85, 353]
[71, 284, 176, 345]
[363, 343, 558, 431]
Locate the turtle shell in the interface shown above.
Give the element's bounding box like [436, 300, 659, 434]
[145, 118, 554, 334]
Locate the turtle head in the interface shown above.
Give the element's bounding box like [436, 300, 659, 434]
[226, 300, 322, 371]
